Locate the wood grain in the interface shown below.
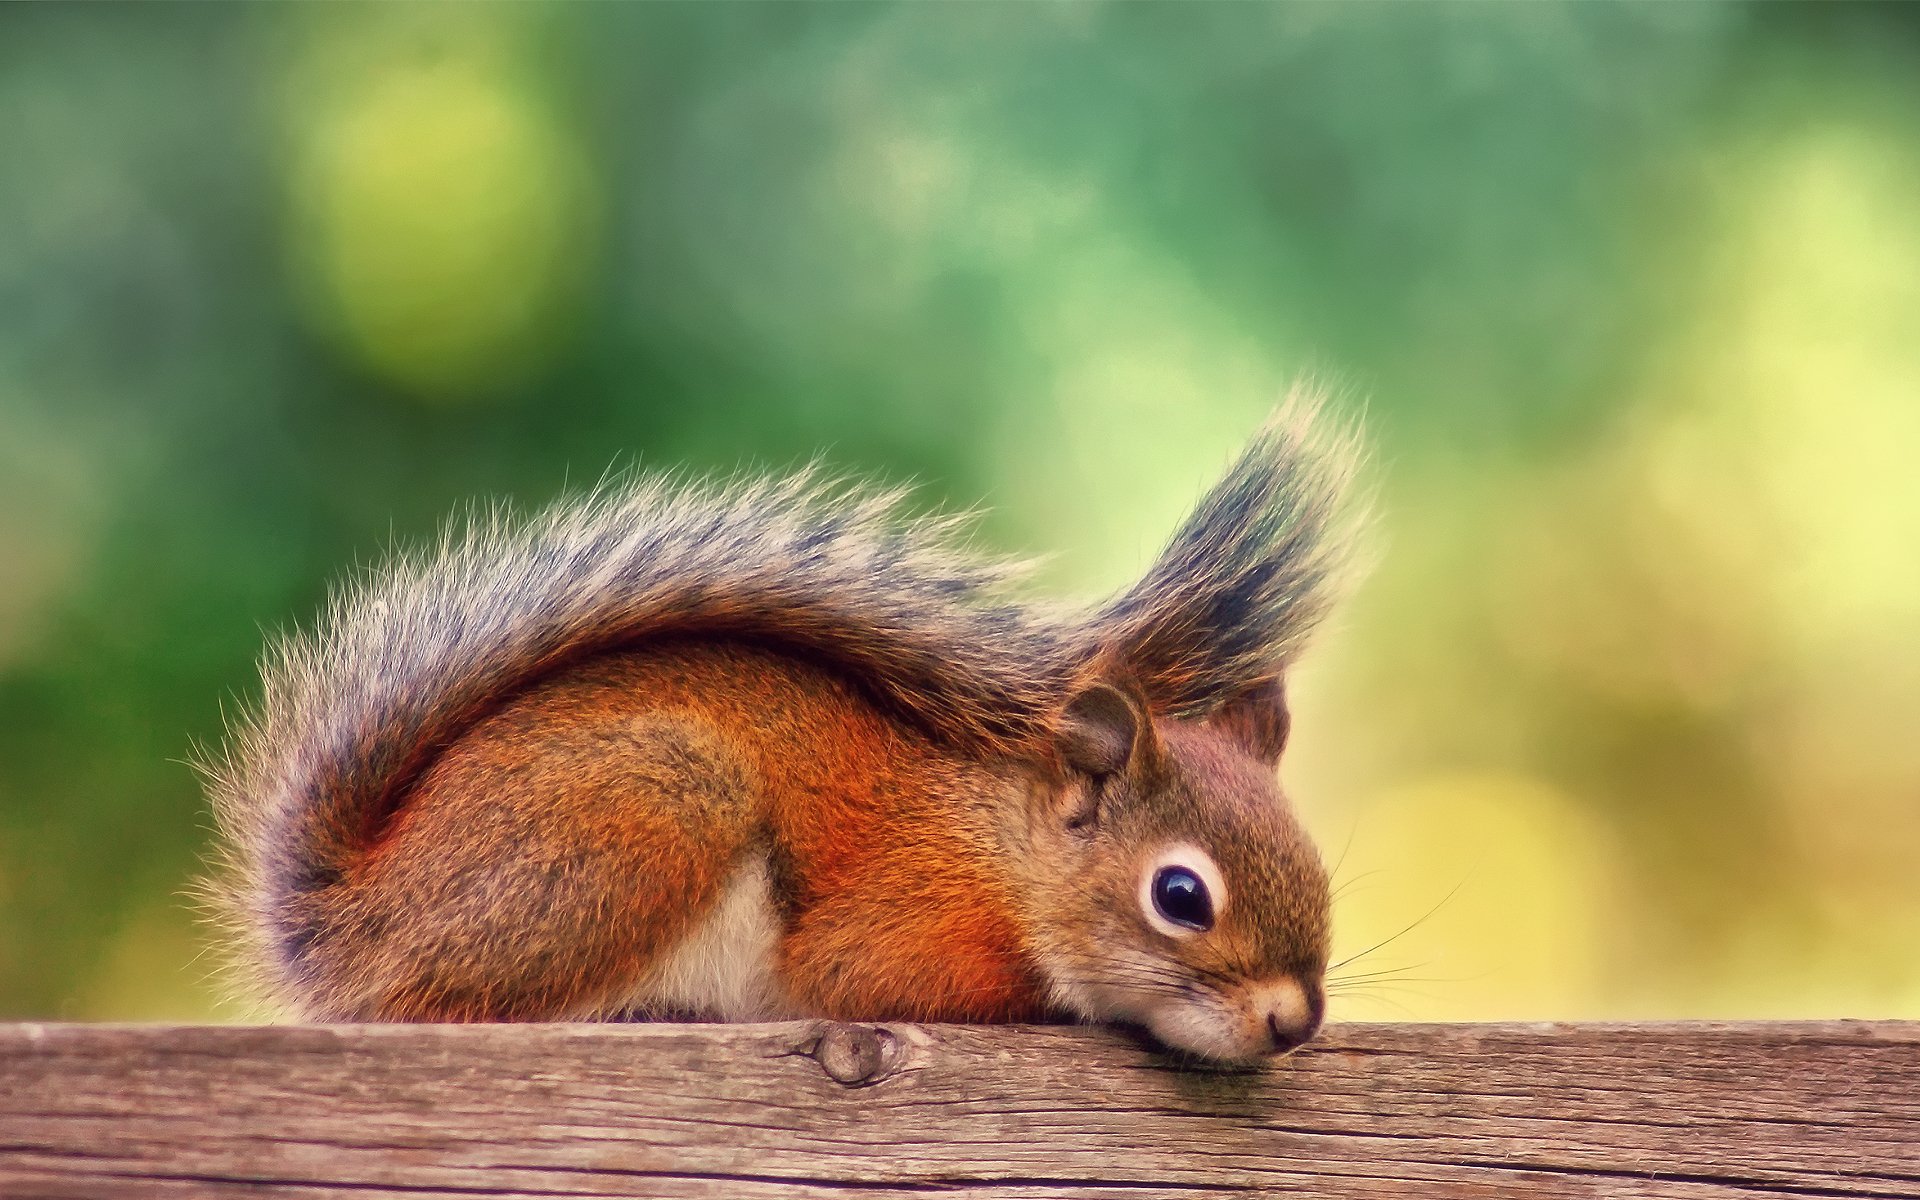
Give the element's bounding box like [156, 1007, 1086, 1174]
[1, 1021, 1915, 1198]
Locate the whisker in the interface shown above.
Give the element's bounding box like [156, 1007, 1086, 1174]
[1329, 868, 1385, 904]
[1328, 878, 1466, 972]
[1325, 818, 1362, 887]
[1328, 960, 1435, 985]
[1327, 990, 1418, 1019]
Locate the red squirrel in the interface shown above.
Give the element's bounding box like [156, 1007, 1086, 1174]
[203, 397, 1359, 1062]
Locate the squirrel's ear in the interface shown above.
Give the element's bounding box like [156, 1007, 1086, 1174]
[1209, 678, 1291, 766]
[1057, 681, 1151, 779]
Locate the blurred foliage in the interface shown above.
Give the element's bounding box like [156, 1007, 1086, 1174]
[1, 2, 1916, 1022]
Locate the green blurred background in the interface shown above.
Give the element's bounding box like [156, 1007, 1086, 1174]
[3, 2, 1917, 1023]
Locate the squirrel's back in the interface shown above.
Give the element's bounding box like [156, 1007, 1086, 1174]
[203, 393, 1357, 1017]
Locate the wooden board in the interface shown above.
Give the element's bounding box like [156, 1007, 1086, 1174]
[1, 1021, 1915, 1198]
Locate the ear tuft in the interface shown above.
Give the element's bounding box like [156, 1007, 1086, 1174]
[1209, 678, 1291, 765]
[1058, 683, 1142, 778]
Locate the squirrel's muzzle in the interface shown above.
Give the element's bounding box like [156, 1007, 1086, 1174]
[1138, 972, 1326, 1063]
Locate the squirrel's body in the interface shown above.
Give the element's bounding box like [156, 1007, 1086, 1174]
[208, 398, 1358, 1061]
[325, 640, 1046, 1023]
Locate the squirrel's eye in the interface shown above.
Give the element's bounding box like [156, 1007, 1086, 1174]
[1150, 865, 1214, 932]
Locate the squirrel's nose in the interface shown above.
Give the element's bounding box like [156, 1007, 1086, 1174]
[1265, 1009, 1315, 1053]
[1259, 978, 1325, 1055]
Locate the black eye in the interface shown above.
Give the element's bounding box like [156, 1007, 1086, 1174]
[1151, 866, 1214, 932]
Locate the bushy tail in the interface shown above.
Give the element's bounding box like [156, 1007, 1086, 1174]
[1083, 392, 1363, 714]
[202, 470, 1073, 986]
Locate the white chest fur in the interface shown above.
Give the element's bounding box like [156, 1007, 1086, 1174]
[617, 853, 788, 1020]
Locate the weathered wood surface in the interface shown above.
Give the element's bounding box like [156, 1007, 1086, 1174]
[1, 1021, 1915, 1199]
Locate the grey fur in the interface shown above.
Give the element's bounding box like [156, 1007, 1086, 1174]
[203, 392, 1360, 1001]
[1093, 400, 1361, 713]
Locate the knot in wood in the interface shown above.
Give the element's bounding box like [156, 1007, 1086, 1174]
[812, 1023, 900, 1087]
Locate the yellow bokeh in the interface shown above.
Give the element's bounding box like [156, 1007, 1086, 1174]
[1320, 773, 1626, 1022]
[287, 39, 596, 401]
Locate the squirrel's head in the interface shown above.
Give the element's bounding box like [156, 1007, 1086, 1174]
[1017, 675, 1330, 1064]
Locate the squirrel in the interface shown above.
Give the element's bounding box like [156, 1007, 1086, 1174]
[202, 395, 1360, 1063]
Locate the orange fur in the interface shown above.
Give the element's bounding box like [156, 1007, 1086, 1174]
[296, 640, 1051, 1023]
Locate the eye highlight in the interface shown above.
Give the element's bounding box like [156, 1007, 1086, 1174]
[1151, 866, 1213, 931]
[1138, 844, 1227, 939]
